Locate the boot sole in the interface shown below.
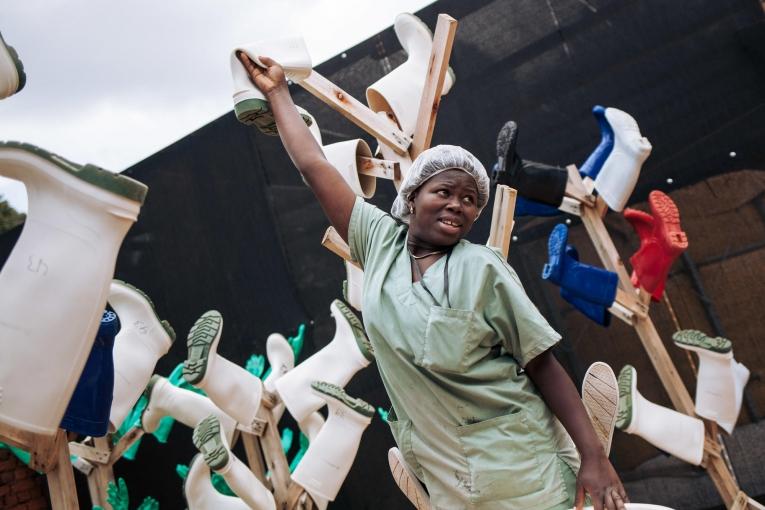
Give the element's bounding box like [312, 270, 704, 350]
[495, 120, 519, 175]
[111, 279, 176, 342]
[310, 381, 374, 417]
[333, 299, 374, 361]
[581, 362, 618, 456]
[388, 447, 431, 510]
[0, 31, 26, 95]
[672, 329, 732, 357]
[649, 191, 688, 251]
[235, 98, 314, 136]
[0, 141, 147, 203]
[193, 415, 230, 471]
[542, 224, 568, 282]
[183, 311, 223, 385]
[615, 365, 636, 431]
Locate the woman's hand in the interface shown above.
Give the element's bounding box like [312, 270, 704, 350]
[575, 453, 628, 510]
[237, 53, 288, 98]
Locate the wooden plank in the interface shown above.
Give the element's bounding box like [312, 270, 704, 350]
[409, 14, 458, 159]
[321, 226, 360, 268]
[298, 71, 410, 155]
[374, 111, 412, 188]
[608, 300, 635, 326]
[109, 426, 144, 464]
[68, 441, 110, 465]
[259, 412, 291, 505]
[240, 432, 270, 488]
[558, 197, 582, 216]
[565, 165, 595, 206]
[46, 430, 79, 510]
[287, 482, 309, 510]
[486, 185, 516, 259]
[358, 156, 400, 180]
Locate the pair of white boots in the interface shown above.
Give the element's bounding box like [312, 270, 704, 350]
[0, 143, 147, 435]
[591, 108, 652, 212]
[181, 300, 374, 504]
[616, 332, 749, 467]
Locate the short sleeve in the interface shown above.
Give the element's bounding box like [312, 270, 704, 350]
[482, 251, 561, 367]
[347, 197, 400, 269]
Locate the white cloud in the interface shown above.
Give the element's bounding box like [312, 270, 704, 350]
[0, 0, 433, 210]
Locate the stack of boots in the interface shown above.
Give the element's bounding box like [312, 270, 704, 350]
[579, 106, 614, 181]
[263, 333, 295, 424]
[624, 191, 688, 301]
[230, 36, 313, 133]
[513, 195, 562, 218]
[184, 454, 254, 510]
[183, 311, 264, 432]
[560, 247, 612, 326]
[343, 261, 364, 311]
[0, 31, 26, 99]
[108, 280, 176, 431]
[275, 300, 374, 424]
[492, 120, 568, 207]
[593, 108, 652, 211]
[389, 446, 431, 510]
[366, 13, 455, 139]
[291, 382, 374, 501]
[141, 375, 237, 442]
[581, 362, 618, 455]
[616, 365, 704, 465]
[303, 110, 377, 198]
[673, 330, 750, 434]
[61, 310, 120, 436]
[0, 142, 147, 434]
[543, 224, 618, 306]
[193, 415, 276, 510]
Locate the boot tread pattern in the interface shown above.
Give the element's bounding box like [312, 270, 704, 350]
[0, 31, 26, 92]
[311, 381, 375, 417]
[334, 300, 375, 360]
[649, 191, 688, 248]
[581, 363, 618, 455]
[193, 415, 229, 471]
[615, 365, 635, 430]
[389, 448, 431, 510]
[0, 141, 147, 203]
[672, 329, 731, 354]
[183, 311, 222, 384]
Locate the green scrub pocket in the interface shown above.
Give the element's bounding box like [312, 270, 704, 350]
[421, 306, 479, 373]
[456, 409, 546, 505]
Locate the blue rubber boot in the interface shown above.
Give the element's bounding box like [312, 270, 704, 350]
[542, 224, 618, 306]
[579, 105, 614, 180]
[60, 310, 120, 436]
[560, 247, 612, 326]
[513, 195, 562, 218]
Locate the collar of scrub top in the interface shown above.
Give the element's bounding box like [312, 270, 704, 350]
[409, 245, 453, 309]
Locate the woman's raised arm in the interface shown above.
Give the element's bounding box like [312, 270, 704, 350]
[238, 53, 357, 241]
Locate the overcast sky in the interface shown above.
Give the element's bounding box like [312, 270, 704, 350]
[0, 0, 433, 211]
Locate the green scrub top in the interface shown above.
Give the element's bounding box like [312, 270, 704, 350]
[348, 198, 580, 510]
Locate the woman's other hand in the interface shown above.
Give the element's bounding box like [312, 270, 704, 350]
[574, 453, 628, 510]
[237, 53, 287, 98]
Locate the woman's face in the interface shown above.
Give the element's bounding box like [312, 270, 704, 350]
[408, 169, 480, 248]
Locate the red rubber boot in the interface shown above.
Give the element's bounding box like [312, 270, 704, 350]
[625, 191, 688, 300]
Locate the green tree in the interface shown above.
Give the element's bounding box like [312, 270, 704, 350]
[0, 195, 25, 234]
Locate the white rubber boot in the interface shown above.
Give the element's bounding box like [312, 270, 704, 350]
[274, 300, 374, 424]
[303, 109, 377, 198]
[593, 108, 652, 212]
[182, 311, 264, 432]
[108, 280, 175, 431]
[366, 13, 456, 139]
[263, 333, 295, 424]
[193, 415, 276, 510]
[140, 375, 237, 442]
[0, 142, 147, 435]
[230, 36, 312, 131]
[582, 504, 675, 510]
[673, 330, 750, 434]
[295, 411, 329, 510]
[616, 365, 704, 465]
[184, 454, 251, 510]
[343, 261, 364, 311]
[291, 382, 374, 501]
[0, 31, 26, 99]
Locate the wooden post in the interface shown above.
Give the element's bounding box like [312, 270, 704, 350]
[45, 430, 80, 510]
[409, 14, 458, 159]
[486, 185, 517, 259]
[359, 156, 400, 181]
[298, 71, 410, 156]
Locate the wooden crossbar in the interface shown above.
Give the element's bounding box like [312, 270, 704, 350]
[359, 156, 400, 180]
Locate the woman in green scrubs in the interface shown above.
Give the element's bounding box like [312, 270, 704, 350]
[239, 54, 628, 510]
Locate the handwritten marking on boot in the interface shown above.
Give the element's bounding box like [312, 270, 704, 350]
[133, 320, 149, 334]
[27, 256, 48, 276]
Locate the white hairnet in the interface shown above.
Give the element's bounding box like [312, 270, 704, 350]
[391, 144, 490, 224]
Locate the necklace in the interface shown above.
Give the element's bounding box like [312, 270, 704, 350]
[408, 249, 446, 260]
